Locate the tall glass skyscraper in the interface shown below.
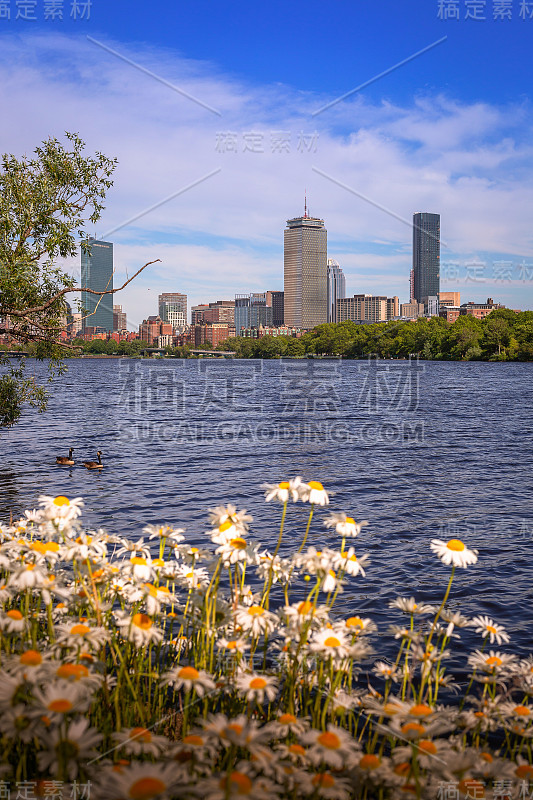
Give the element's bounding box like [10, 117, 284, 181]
[327, 259, 346, 323]
[284, 211, 327, 329]
[412, 213, 440, 305]
[81, 239, 114, 332]
[159, 292, 187, 328]
[234, 293, 272, 334]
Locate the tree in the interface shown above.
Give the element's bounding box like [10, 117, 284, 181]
[0, 133, 158, 426]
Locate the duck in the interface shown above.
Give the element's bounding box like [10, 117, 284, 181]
[56, 448, 75, 466]
[83, 451, 103, 470]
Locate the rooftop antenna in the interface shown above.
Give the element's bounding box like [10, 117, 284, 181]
[304, 190, 308, 218]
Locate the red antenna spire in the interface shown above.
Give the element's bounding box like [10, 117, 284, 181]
[304, 190, 307, 218]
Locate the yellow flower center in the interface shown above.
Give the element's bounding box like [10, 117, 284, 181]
[289, 743, 306, 756]
[308, 481, 324, 490]
[486, 624, 497, 633]
[249, 677, 267, 689]
[132, 614, 152, 630]
[31, 542, 47, 554]
[402, 722, 427, 736]
[278, 482, 290, 489]
[219, 772, 252, 795]
[359, 754, 381, 770]
[317, 732, 341, 749]
[7, 610, 23, 621]
[178, 666, 199, 681]
[458, 780, 485, 798]
[480, 752, 493, 762]
[56, 664, 89, 680]
[383, 702, 401, 715]
[130, 727, 152, 743]
[131, 557, 147, 566]
[247, 605, 264, 616]
[312, 773, 335, 788]
[516, 765, 533, 779]
[70, 624, 91, 635]
[219, 520, 234, 533]
[20, 650, 42, 666]
[514, 705, 531, 716]
[46, 542, 60, 552]
[409, 704, 433, 717]
[394, 762, 411, 777]
[183, 734, 204, 746]
[230, 538, 247, 550]
[418, 740, 437, 755]
[279, 713, 297, 725]
[486, 656, 502, 666]
[53, 496, 70, 506]
[48, 699, 73, 713]
[447, 539, 465, 551]
[129, 778, 166, 800]
[297, 601, 313, 614]
[227, 723, 243, 735]
[346, 516, 355, 524]
[324, 636, 341, 648]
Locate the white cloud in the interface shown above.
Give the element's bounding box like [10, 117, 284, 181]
[1, 31, 532, 312]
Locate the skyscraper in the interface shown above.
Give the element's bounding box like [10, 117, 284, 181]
[81, 239, 114, 332]
[113, 304, 127, 332]
[412, 213, 440, 306]
[234, 293, 272, 334]
[327, 259, 346, 323]
[159, 292, 187, 328]
[284, 207, 327, 329]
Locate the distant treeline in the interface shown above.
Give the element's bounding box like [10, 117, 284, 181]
[2, 309, 532, 361]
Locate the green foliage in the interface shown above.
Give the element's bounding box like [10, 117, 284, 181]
[0, 133, 117, 427]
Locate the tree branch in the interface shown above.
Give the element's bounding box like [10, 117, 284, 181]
[2, 259, 161, 317]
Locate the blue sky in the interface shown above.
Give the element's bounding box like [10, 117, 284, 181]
[1, 0, 532, 321]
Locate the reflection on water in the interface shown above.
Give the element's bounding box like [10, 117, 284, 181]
[1, 358, 532, 654]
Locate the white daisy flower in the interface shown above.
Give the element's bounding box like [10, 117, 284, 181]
[36, 718, 102, 781]
[38, 495, 84, 527]
[310, 627, 351, 659]
[95, 762, 179, 800]
[301, 480, 329, 506]
[162, 665, 215, 697]
[304, 725, 360, 769]
[143, 523, 185, 543]
[55, 621, 110, 650]
[373, 661, 400, 682]
[0, 609, 28, 633]
[430, 538, 478, 568]
[115, 611, 164, 648]
[343, 615, 376, 635]
[33, 680, 90, 720]
[7, 563, 48, 591]
[216, 637, 249, 654]
[207, 504, 253, 530]
[468, 649, 517, 673]
[215, 535, 258, 567]
[197, 767, 279, 800]
[113, 726, 169, 757]
[266, 712, 310, 739]
[307, 771, 352, 800]
[235, 604, 277, 637]
[235, 673, 278, 704]
[324, 513, 368, 538]
[389, 597, 433, 614]
[471, 615, 510, 645]
[332, 548, 370, 577]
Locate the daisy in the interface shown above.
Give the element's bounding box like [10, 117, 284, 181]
[389, 597, 433, 615]
[96, 761, 179, 800]
[115, 612, 164, 648]
[439, 608, 472, 638]
[430, 538, 478, 568]
[471, 615, 510, 645]
[0, 609, 28, 633]
[143, 524, 185, 544]
[267, 712, 310, 739]
[301, 481, 329, 506]
[36, 718, 102, 781]
[207, 504, 253, 530]
[162, 665, 215, 697]
[215, 536, 258, 568]
[235, 673, 278, 704]
[373, 661, 400, 682]
[344, 615, 376, 635]
[216, 637, 249, 655]
[304, 724, 360, 769]
[38, 495, 84, 527]
[55, 622, 110, 650]
[235, 604, 277, 637]
[33, 681, 90, 720]
[198, 768, 279, 800]
[324, 513, 368, 538]
[332, 548, 370, 577]
[5, 648, 49, 681]
[468, 649, 517, 673]
[115, 537, 150, 559]
[308, 771, 352, 800]
[7, 563, 48, 591]
[0, 704, 43, 743]
[113, 727, 169, 758]
[127, 555, 153, 582]
[310, 627, 351, 660]
[262, 480, 292, 504]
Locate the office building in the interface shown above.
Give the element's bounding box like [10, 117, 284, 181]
[439, 291, 461, 307]
[327, 259, 346, 323]
[192, 300, 235, 325]
[266, 291, 285, 326]
[284, 209, 327, 328]
[401, 302, 425, 320]
[336, 294, 399, 323]
[159, 292, 187, 328]
[113, 305, 127, 332]
[234, 293, 272, 335]
[413, 213, 440, 306]
[81, 239, 114, 332]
